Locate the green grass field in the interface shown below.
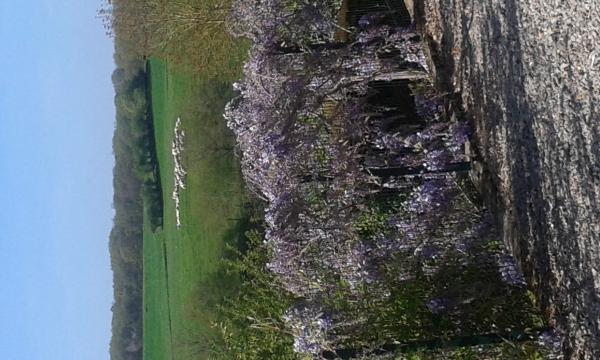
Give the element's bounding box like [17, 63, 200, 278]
[143, 57, 248, 360]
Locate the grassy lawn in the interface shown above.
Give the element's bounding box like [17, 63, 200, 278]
[143, 57, 248, 360]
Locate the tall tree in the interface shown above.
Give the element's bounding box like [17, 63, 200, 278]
[100, 0, 245, 75]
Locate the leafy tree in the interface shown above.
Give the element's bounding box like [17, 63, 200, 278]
[210, 230, 300, 360]
[100, 0, 247, 75]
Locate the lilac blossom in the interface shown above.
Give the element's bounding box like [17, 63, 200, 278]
[496, 254, 527, 287]
[416, 244, 440, 260]
[538, 329, 562, 358]
[426, 298, 450, 314]
[447, 121, 471, 154]
[414, 94, 444, 120]
[407, 179, 449, 214]
[283, 304, 334, 355]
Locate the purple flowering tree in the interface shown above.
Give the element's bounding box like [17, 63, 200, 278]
[222, 0, 547, 357]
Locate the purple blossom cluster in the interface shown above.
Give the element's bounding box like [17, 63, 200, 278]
[426, 298, 450, 314]
[229, 0, 342, 47]
[363, 119, 472, 171]
[358, 13, 388, 29]
[414, 94, 444, 119]
[283, 304, 334, 355]
[447, 121, 471, 155]
[538, 329, 563, 359]
[407, 179, 449, 214]
[496, 253, 527, 287]
[224, 0, 434, 295]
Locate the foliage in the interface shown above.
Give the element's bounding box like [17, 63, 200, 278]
[100, 0, 248, 76]
[210, 229, 301, 360]
[109, 56, 162, 360]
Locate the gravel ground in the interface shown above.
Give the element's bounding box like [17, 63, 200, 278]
[415, 0, 600, 358]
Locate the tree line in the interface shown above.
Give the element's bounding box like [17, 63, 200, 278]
[107, 1, 164, 358]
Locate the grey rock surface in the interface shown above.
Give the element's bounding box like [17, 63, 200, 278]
[418, 0, 600, 358]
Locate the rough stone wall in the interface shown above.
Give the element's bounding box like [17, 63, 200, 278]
[416, 0, 600, 358]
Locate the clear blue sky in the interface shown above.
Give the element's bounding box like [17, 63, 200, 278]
[0, 1, 115, 359]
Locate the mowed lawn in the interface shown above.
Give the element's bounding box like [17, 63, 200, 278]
[143, 58, 248, 360]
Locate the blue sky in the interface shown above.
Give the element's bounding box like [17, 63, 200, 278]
[0, 1, 115, 359]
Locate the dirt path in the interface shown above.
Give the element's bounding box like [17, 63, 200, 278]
[416, 0, 600, 358]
